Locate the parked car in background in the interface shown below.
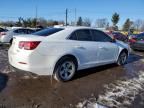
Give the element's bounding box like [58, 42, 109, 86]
[129, 32, 144, 50]
[106, 31, 128, 42]
[0, 28, 35, 44]
[0, 27, 8, 33]
[128, 34, 138, 40]
[9, 27, 129, 82]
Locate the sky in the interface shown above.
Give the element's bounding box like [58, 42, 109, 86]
[0, 0, 144, 27]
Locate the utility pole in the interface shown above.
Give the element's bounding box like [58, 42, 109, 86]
[35, 5, 38, 28]
[75, 8, 77, 26]
[65, 8, 68, 26]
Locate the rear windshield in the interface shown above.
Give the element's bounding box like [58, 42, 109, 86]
[32, 28, 64, 36]
[0, 28, 8, 32]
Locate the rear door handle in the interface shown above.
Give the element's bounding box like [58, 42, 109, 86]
[99, 47, 104, 49]
[99, 47, 107, 50]
[75, 46, 85, 49]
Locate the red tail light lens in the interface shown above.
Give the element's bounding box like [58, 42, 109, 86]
[19, 41, 41, 50]
[0, 32, 6, 36]
[129, 38, 137, 43]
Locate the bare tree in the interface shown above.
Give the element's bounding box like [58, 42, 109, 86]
[83, 18, 91, 27]
[37, 18, 48, 27]
[95, 18, 108, 28]
[134, 19, 143, 31]
[140, 21, 144, 32]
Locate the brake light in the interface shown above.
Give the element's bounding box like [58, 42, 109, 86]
[129, 38, 137, 43]
[0, 32, 6, 36]
[19, 41, 41, 50]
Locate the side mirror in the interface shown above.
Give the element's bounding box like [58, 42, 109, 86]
[111, 36, 116, 43]
[111, 38, 116, 43]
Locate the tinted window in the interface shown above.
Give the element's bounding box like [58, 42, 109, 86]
[14, 29, 27, 34]
[26, 29, 35, 34]
[32, 28, 64, 36]
[0, 28, 7, 32]
[92, 30, 112, 42]
[69, 32, 77, 40]
[69, 30, 92, 41]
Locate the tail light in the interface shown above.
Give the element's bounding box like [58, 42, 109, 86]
[129, 38, 137, 43]
[19, 41, 41, 50]
[0, 32, 6, 36]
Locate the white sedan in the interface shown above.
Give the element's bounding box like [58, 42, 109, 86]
[0, 28, 34, 44]
[8, 27, 129, 82]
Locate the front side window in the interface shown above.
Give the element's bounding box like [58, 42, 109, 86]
[92, 30, 112, 42]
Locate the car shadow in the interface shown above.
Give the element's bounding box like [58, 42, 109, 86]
[0, 73, 8, 92]
[127, 53, 144, 64]
[73, 63, 117, 80]
[73, 53, 143, 80]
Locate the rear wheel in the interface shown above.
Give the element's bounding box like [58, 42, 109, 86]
[117, 51, 127, 65]
[54, 57, 77, 82]
[10, 39, 13, 45]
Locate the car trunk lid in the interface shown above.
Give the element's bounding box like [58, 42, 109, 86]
[11, 35, 45, 53]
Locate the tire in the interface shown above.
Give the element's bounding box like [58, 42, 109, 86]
[117, 51, 128, 65]
[54, 57, 77, 82]
[10, 39, 13, 45]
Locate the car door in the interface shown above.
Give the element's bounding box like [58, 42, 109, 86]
[91, 30, 119, 64]
[69, 29, 99, 68]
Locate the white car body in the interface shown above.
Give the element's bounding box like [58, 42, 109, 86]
[8, 27, 130, 76]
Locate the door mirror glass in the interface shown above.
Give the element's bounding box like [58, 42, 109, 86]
[111, 36, 116, 42]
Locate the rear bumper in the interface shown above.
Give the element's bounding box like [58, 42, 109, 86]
[8, 49, 56, 76]
[130, 44, 144, 50]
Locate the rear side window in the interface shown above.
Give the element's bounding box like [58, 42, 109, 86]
[69, 29, 92, 41]
[32, 28, 64, 36]
[70, 32, 77, 40]
[92, 30, 112, 42]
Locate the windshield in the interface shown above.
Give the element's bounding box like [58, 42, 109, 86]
[32, 28, 64, 36]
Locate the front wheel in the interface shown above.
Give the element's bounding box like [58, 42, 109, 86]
[54, 57, 76, 82]
[117, 51, 127, 65]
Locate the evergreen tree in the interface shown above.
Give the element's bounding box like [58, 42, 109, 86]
[77, 17, 83, 26]
[111, 12, 120, 30]
[123, 18, 131, 31]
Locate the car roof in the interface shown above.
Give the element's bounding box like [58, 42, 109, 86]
[59, 26, 97, 31]
[46, 26, 104, 41]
